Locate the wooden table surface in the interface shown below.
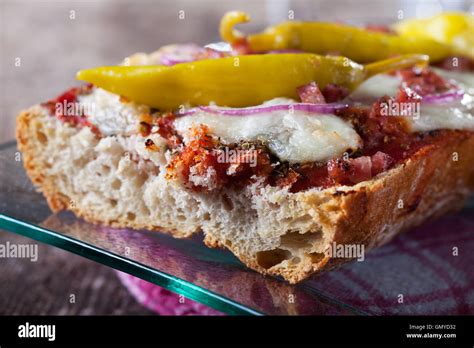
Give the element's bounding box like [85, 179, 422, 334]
[0, 230, 155, 315]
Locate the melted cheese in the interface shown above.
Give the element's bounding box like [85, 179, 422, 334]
[434, 68, 474, 93]
[348, 74, 401, 103]
[174, 106, 362, 164]
[406, 70, 474, 132]
[349, 70, 474, 133]
[409, 95, 474, 132]
[79, 88, 149, 136]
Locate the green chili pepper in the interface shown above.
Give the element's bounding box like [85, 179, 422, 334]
[220, 11, 453, 63]
[77, 53, 427, 110]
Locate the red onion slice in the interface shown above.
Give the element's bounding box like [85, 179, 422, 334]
[160, 44, 214, 66]
[173, 90, 464, 118]
[159, 44, 205, 66]
[174, 108, 198, 117]
[421, 89, 465, 104]
[197, 103, 347, 116]
[159, 44, 227, 66]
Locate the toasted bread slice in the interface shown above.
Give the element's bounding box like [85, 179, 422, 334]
[16, 102, 474, 283]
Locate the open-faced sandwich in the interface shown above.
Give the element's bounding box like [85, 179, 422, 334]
[17, 12, 474, 283]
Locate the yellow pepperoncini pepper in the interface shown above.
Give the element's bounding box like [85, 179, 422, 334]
[220, 11, 452, 63]
[77, 53, 427, 110]
[393, 12, 474, 60]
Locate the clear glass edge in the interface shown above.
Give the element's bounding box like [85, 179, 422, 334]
[0, 213, 264, 316]
[1, 140, 369, 316]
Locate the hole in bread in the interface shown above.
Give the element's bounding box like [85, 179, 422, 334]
[111, 179, 122, 190]
[256, 248, 291, 269]
[282, 214, 313, 227]
[126, 212, 136, 221]
[280, 231, 322, 251]
[141, 205, 151, 216]
[324, 203, 339, 212]
[292, 256, 301, 264]
[34, 174, 44, 184]
[306, 252, 325, 264]
[36, 128, 48, 144]
[73, 157, 88, 168]
[268, 202, 280, 209]
[203, 212, 211, 221]
[133, 173, 148, 188]
[102, 165, 111, 175]
[222, 194, 234, 211]
[109, 199, 118, 207]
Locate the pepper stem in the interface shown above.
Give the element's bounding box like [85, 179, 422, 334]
[365, 54, 429, 78]
[219, 11, 250, 45]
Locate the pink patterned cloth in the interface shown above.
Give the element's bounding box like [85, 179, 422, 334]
[115, 208, 474, 315]
[314, 211, 474, 315]
[115, 271, 224, 315]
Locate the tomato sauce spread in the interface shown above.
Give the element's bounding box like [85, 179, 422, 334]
[42, 84, 99, 135]
[166, 125, 273, 191]
[396, 67, 455, 95]
[165, 67, 470, 192]
[161, 99, 468, 193]
[155, 114, 183, 148]
[288, 62, 472, 191]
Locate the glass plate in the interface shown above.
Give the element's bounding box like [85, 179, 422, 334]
[1, 141, 473, 315]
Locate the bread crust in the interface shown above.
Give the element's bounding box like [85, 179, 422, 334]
[16, 106, 474, 283]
